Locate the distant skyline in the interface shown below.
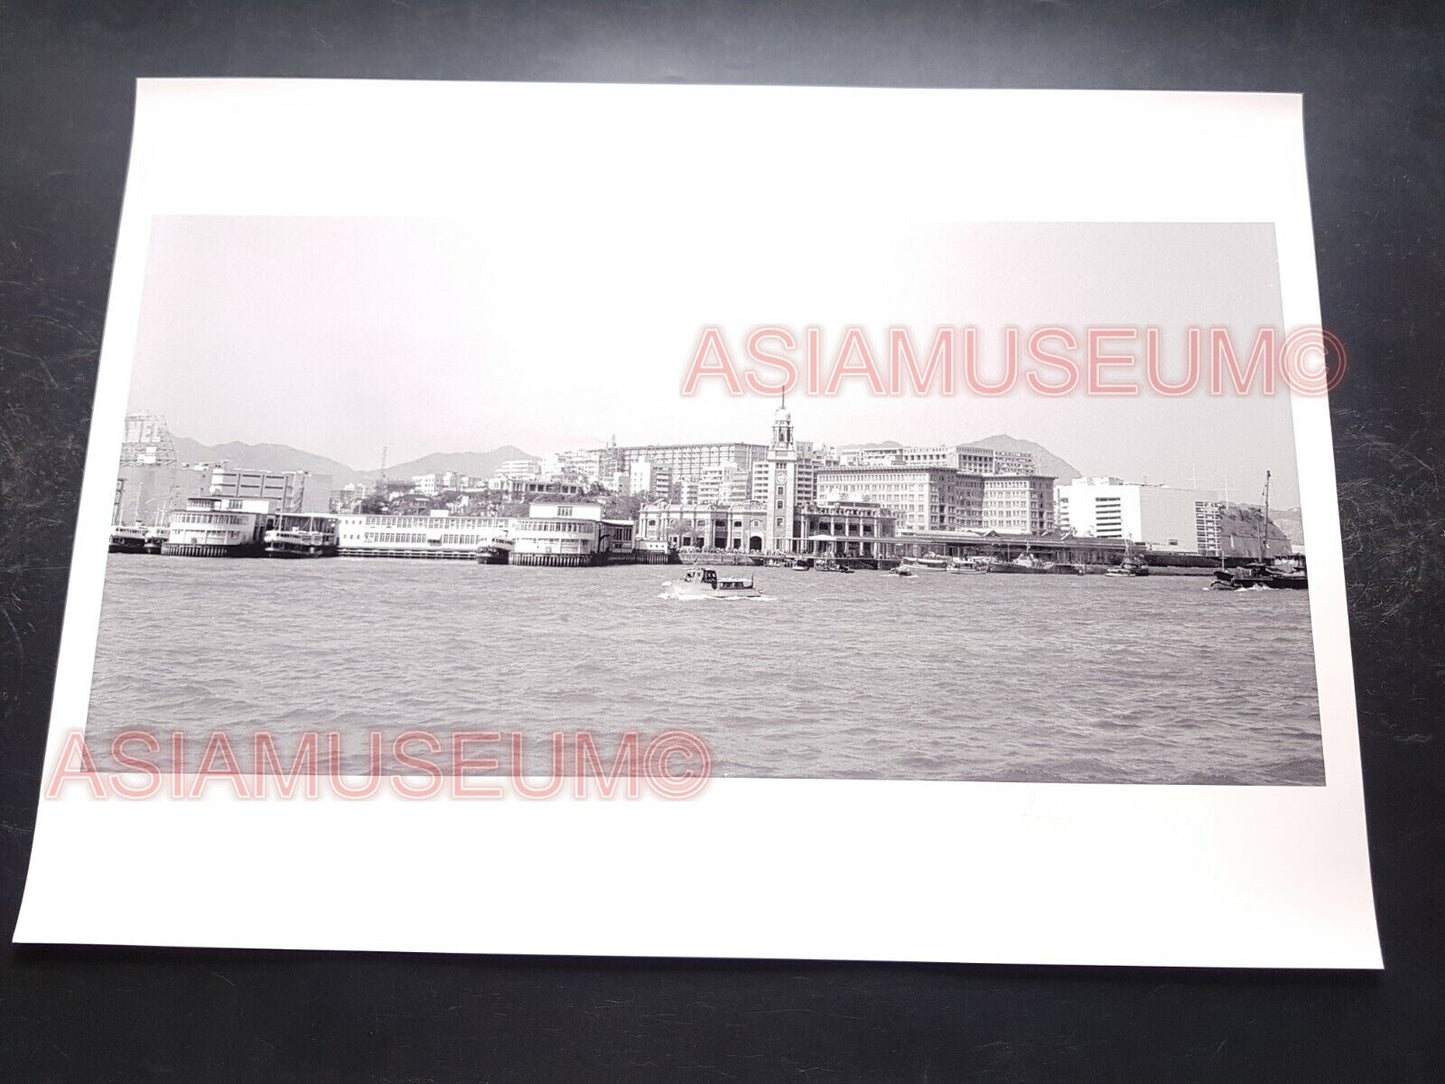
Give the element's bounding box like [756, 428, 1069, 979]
[129, 216, 1303, 504]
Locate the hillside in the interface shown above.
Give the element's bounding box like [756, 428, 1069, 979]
[969, 434, 1082, 483]
[170, 439, 536, 487]
[172, 437, 361, 484]
[355, 447, 536, 483]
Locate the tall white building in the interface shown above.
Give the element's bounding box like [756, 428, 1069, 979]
[1055, 477, 1224, 555]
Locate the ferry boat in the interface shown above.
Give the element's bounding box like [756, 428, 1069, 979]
[475, 540, 514, 565]
[662, 567, 765, 600]
[264, 528, 338, 558]
[108, 525, 148, 553]
[900, 553, 950, 572]
[160, 496, 267, 557]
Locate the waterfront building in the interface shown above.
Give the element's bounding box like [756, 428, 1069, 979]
[336, 510, 511, 558]
[208, 467, 333, 513]
[1055, 477, 1225, 555]
[510, 502, 635, 566]
[636, 502, 769, 551]
[161, 495, 271, 557]
[815, 465, 983, 533]
[981, 475, 1056, 534]
[753, 402, 804, 550]
[796, 500, 896, 559]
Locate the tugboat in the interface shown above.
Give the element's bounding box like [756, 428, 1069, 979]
[1211, 472, 1308, 590]
[662, 567, 765, 600]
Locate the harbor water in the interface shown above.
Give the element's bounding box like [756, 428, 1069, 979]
[85, 558, 1325, 784]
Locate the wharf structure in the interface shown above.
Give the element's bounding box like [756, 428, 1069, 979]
[336, 512, 511, 558]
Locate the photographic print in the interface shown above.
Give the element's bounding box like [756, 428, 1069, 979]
[16, 81, 1378, 967]
[90, 216, 1323, 786]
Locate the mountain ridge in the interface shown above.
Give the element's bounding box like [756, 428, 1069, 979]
[171, 437, 536, 486]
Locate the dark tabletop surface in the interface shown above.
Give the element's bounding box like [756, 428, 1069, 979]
[1, 2, 1441, 1080]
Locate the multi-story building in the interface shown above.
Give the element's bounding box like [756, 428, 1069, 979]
[593, 441, 767, 485]
[208, 467, 332, 513]
[896, 444, 1037, 475]
[411, 471, 472, 497]
[492, 459, 542, 482]
[486, 477, 586, 502]
[981, 475, 1055, 534]
[632, 405, 894, 557]
[628, 459, 674, 500]
[335, 510, 511, 558]
[815, 465, 984, 533]
[1054, 477, 1225, 555]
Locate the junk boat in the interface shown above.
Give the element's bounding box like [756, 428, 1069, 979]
[663, 567, 765, 600]
[1211, 471, 1308, 590]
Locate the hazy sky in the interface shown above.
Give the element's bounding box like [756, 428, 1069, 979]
[129, 216, 1301, 504]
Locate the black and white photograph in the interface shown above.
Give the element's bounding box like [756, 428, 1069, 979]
[92, 215, 1323, 786]
[13, 79, 1381, 977]
[9, 4, 1445, 1076]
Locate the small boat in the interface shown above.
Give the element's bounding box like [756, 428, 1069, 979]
[989, 552, 1084, 575]
[142, 528, 169, 555]
[1212, 554, 1308, 591]
[890, 565, 917, 577]
[947, 556, 991, 574]
[791, 558, 811, 571]
[834, 564, 854, 574]
[1105, 554, 1150, 577]
[1210, 472, 1307, 591]
[900, 554, 949, 572]
[764, 556, 790, 568]
[109, 525, 148, 553]
[662, 567, 765, 600]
